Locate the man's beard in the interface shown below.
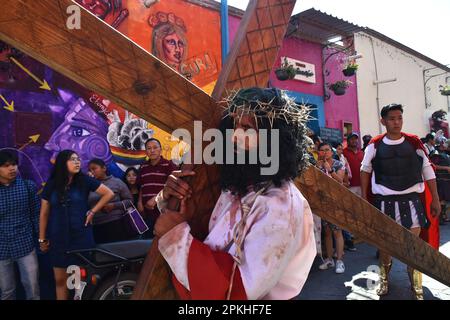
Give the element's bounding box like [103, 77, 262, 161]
[219, 150, 267, 196]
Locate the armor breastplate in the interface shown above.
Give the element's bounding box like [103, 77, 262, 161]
[372, 139, 423, 191]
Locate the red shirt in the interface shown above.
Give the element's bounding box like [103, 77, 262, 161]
[343, 147, 364, 187]
[138, 157, 178, 221]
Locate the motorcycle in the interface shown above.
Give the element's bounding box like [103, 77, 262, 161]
[67, 239, 152, 300]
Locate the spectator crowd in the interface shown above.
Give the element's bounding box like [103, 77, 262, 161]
[1, 126, 449, 299]
[0, 138, 177, 300]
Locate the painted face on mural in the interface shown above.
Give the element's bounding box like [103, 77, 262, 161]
[78, 0, 112, 19]
[151, 19, 188, 73]
[163, 32, 185, 67]
[45, 99, 112, 173]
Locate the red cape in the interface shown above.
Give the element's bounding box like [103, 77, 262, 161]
[368, 133, 439, 249]
[172, 239, 247, 300]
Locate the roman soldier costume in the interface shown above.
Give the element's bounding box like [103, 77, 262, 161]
[362, 132, 437, 300]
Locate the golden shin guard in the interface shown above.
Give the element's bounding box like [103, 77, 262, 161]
[377, 262, 392, 296]
[407, 267, 424, 300]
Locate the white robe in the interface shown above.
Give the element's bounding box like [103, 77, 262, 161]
[157, 180, 317, 300]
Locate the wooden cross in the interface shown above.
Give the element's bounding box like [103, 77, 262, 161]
[2, 0, 450, 300]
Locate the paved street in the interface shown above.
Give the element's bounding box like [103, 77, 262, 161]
[296, 223, 450, 300]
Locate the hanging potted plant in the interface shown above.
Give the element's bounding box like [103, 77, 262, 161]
[439, 85, 450, 96]
[275, 57, 297, 81]
[342, 62, 358, 77]
[328, 80, 352, 96]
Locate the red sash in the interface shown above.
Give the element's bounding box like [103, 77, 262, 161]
[172, 239, 247, 300]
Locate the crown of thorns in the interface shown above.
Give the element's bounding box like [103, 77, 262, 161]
[221, 89, 311, 129]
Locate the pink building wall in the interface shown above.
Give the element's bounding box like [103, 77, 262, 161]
[229, 17, 323, 96]
[268, 38, 324, 96]
[229, 14, 360, 139]
[323, 48, 360, 136]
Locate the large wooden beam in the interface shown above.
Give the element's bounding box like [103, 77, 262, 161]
[0, 0, 220, 136]
[3, 0, 450, 299]
[212, 0, 296, 100]
[296, 167, 450, 286]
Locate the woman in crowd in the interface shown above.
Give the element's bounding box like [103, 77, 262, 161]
[334, 142, 351, 188]
[315, 142, 346, 274]
[39, 150, 113, 300]
[123, 167, 140, 207]
[88, 159, 135, 244]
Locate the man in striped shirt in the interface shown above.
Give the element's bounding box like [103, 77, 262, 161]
[138, 138, 178, 237]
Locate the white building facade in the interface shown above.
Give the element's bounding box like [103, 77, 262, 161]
[354, 30, 449, 138]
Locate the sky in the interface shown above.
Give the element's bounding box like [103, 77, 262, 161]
[220, 0, 450, 66]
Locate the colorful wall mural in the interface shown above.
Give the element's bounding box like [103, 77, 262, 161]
[76, 0, 222, 93]
[0, 41, 182, 187]
[0, 0, 222, 188]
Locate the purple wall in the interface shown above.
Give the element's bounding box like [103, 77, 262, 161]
[323, 48, 360, 136]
